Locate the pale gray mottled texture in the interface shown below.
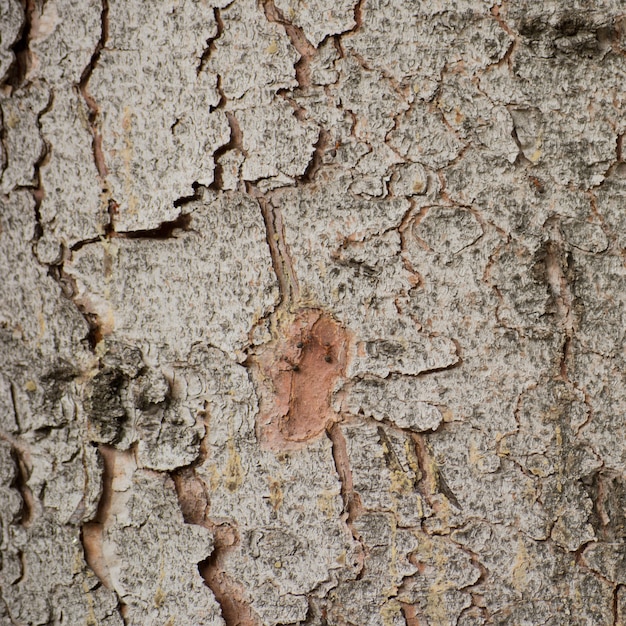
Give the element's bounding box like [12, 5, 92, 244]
[66, 190, 279, 361]
[0, 0, 22, 83]
[2, 1, 626, 624]
[274, 0, 357, 48]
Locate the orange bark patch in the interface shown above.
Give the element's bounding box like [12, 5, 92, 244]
[250, 309, 349, 450]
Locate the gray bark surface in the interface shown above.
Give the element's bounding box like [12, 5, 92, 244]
[1, 0, 626, 624]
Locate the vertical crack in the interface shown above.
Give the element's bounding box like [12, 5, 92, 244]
[62, 0, 113, 346]
[613, 583, 623, 626]
[261, 0, 316, 88]
[352, 0, 365, 33]
[198, 526, 262, 626]
[333, 0, 366, 55]
[197, 7, 225, 76]
[327, 423, 366, 577]
[78, 0, 110, 188]
[31, 88, 54, 243]
[489, 3, 518, 70]
[81, 444, 117, 591]
[80, 445, 134, 626]
[0, 430, 36, 527]
[4, 0, 33, 88]
[410, 432, 455, 514]
[12, 442, 35, 527]
[544, 237, 574, 380]
[248, 185, 300, 310]
[172, 468, 262, 626]
[9, 382, 22, 433]
[210, 111, 244, 192]
[260, 0, 330, 186]
[300, 128, 330, 184]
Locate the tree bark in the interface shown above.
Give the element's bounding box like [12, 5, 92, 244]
[2, 0, 626, 624]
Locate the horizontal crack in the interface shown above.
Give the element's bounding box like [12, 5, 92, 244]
[70, 213, 193, 251]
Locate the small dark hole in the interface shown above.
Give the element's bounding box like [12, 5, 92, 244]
[324, 355, 332, 363]
[292, 365, 300, 372]
[296, 342, 304, 348]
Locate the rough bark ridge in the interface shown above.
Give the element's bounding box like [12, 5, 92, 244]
[1, 0, 626, 624]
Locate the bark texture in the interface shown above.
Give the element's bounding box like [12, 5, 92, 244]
[2, 0, 626, 624]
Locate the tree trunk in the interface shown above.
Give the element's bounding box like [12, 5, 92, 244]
[2, 0, 626, 624]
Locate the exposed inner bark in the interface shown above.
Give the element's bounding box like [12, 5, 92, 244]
[247, 308, 349, 450]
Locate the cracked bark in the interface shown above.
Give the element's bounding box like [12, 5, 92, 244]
[3, 1, 626, 625]
[78, 0, 109, 183]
